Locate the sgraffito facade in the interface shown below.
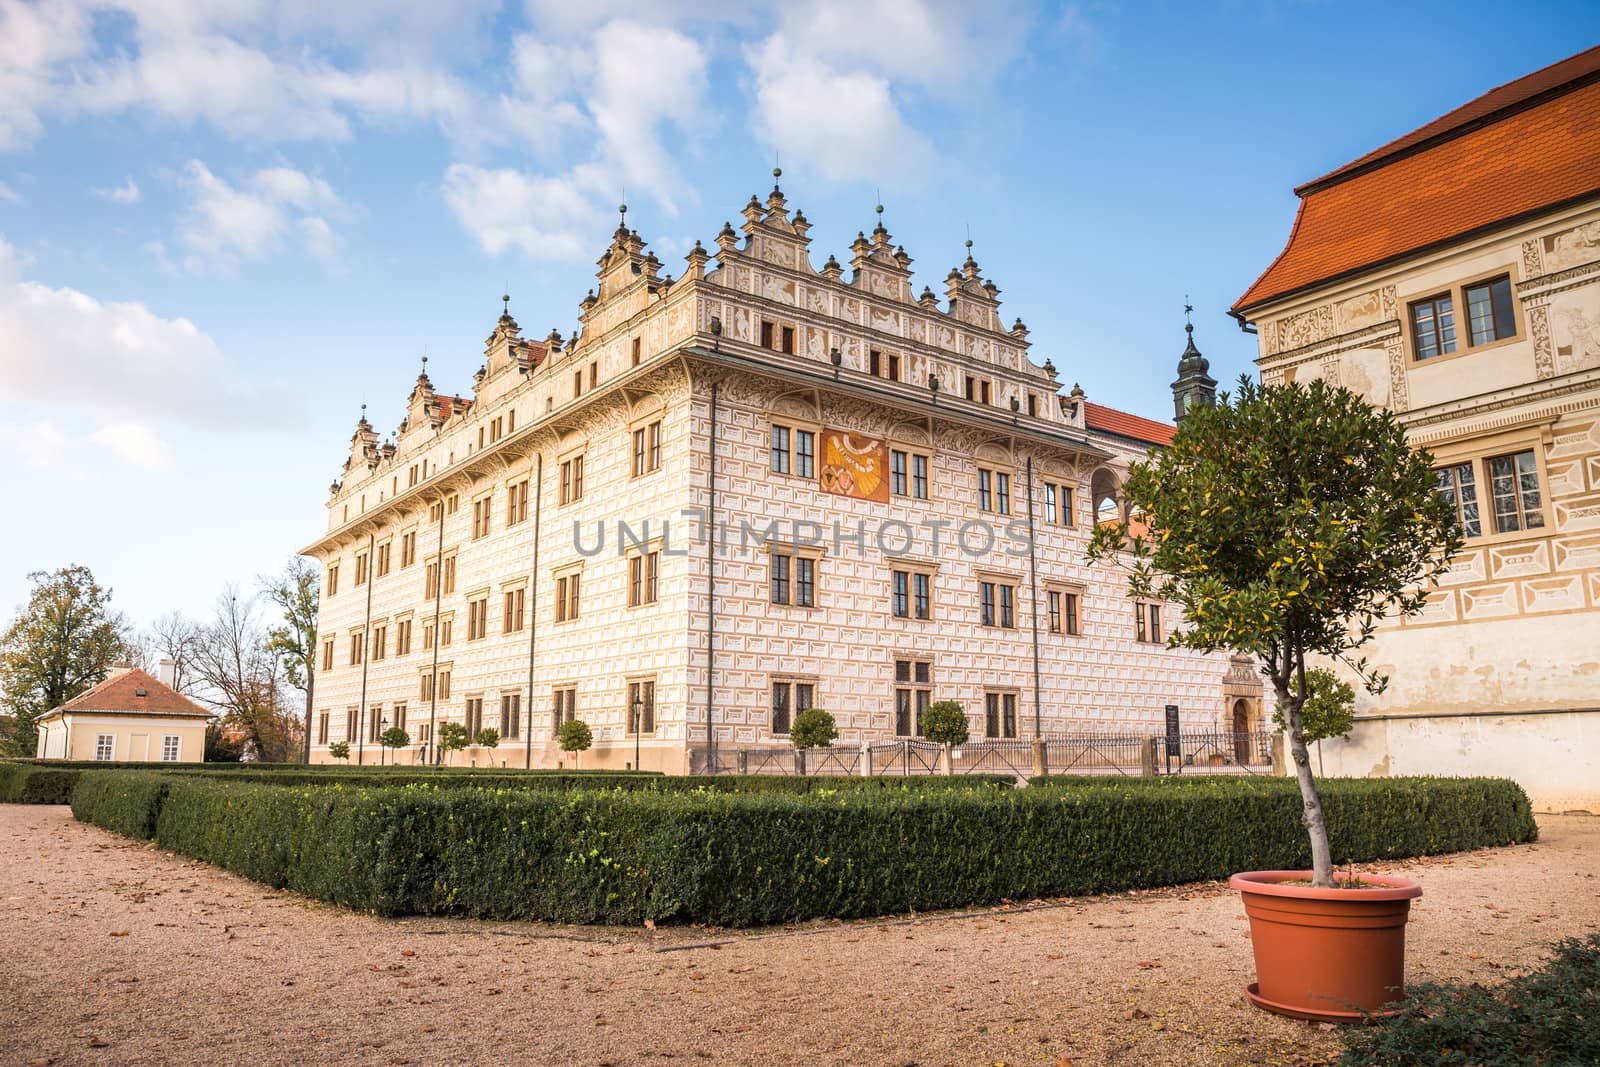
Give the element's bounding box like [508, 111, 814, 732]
[303, 184, 1259, 771]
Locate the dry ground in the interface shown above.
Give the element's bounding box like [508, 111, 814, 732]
[2, 806, 1596, 1067]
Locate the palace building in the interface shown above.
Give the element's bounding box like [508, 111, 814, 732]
[1232, 45, 1600, 811]
[302, 180, 1260, 771]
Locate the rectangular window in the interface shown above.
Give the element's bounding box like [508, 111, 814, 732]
[893, 658, 933, 737]
[978, 469, 992, 512]
[465, 697, 483, 739]
[1044, 483, 1072, 526]
[768, 679, 813, 737]
[443, 554, 456, 595]
[326, 562, 339, 596]
[560, 455, 584, 505]
[574, 369, 583, 397]
[503, 587, 526, 633]
[500, 693, 520, 740]
[424, 560, 438, 599]
[633, 421, 662, 477]
[1487, 450, 1544, 534]
[912, 454, 928, 500]
[369, 704, 384, 744]
[94, 734, 114, 761]
[371, 625, 387, 661]
[628, 679, 656, 736]
[354, 551, 368, 586]
[472, 496, 491, 539]
[555, 573, 581, 622]
[393, 703, 406, 731]
[465, 596, 485, 640]
[422, 620, 434, 651]
[400, 530, 416, 568]
[770, 553, 790, 605]
[346, 707, 358, 742]
[438, 669, 451, 700]
[869, 349, 881, 377]
[317, 711, 329, 744]
[376, 541, 391, 577]
[795, 556, 815, 607]
[796, 429, 815, 479]
[348, 632, 364, 666]
[781, 326, 795, 355]
[1047, 590, 1079, 635]
[440, 616, 453, 646]
[552, 686, 577, 731]
[1410, 293, 1457, 360]
[397, 618, 412, 654]
[984, 693, 1018, 739]
[632, 337, 641, 366]
[892, 570, 932, 620]
[770, 424, 790, 475]
[629, 552, 660, 607]
[321, 638, 334, 672]
[1135, 601, 1163, 643]
[760, 320, 774, 349]
[1465, 275, 1516, 346]
[589, 362, 597, 389]
[892, 570, 909, 618]
[996, 472, 1011, 515]
[891, 450, 907, 496]
[1435, 462, 1483, 539]
[507, 480, 529, 526]
[980, 581, 1017, 628]
[421, 673, 434, 702]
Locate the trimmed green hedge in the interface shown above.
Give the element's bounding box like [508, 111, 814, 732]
[76, 772, 1536, 926]
[70, 771, 170, 839]
[0, 763, 81, 804]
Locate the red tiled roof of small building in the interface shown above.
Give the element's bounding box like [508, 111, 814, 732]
[1083, 401, 1176, 447]
[1233, 45, 1600, 315]
[55, 668, 211, 718]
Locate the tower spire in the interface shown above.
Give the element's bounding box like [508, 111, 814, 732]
[1172, 298, 1217, 423]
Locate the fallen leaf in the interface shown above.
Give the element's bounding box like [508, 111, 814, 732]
[108, 931, 129, 938]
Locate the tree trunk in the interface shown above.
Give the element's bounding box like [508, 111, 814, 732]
[1279, 683, 1334, 886]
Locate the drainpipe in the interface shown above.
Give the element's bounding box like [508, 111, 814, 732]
[525, 452, 542, 770]
[356, 532, 374, 765]
[428, 494, 445, 764]
[1025, 458, 1043, 739]
[705, 382, 719, 774]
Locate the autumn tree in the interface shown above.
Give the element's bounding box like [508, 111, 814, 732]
[189, 587, 301, 762]
[261, 558, 319, 762]
[0, 565, 130, 756]
[1088, 378, 1459, 886]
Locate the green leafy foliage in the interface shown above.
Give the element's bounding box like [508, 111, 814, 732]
[327, 741, 350, 761]
[0, 763, 81, 803]
[379, 727, 410, 750]
[556, 719, 592, 754]
[1274, 667, 1356, 744]
[1086, 378, 1462, 884]
[475, 728, 500, 749]
[437, 722, 470, 762]
[1337, 934, 1600, 1066]
[790, 708, 838, 750]
[0, 565, 131, 756]
[919, 701, 969, 746]
[71, 771, 1533, 926]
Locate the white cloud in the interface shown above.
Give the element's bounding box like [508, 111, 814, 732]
[0, 235, 297, 433]
[177, 160, 348, 269]
[0, 0, 95, 151]
[440, 164, 600, 261]
[0, 419, 70, 471]
[747, 34, 932, 184]
[90, 422, 173, 471]
[94, 177, 141, 204]
[0, 179, 19, 203]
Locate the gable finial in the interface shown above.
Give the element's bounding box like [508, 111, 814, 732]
[502, 288, 511, 317]
[618, 195, 627, 229]
[1184, 294, 1194, 333]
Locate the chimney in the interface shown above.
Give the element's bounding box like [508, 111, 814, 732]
[106, 661, 134, 680]
[158, 657, 177, 689]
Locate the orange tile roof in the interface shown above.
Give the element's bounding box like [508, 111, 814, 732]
[1234, 46, 1600, 315]
[1083, 401, 1176, 447]
[54, 668, 211, 718]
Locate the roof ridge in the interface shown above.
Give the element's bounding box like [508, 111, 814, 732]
[1296, 44, 1600, 196]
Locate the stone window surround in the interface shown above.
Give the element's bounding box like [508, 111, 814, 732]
[888, 557, 940, 622]
[1042, 580, 1085, 636]
[1402, 261, 1526, 368]
[1428, 425, 1555, 547]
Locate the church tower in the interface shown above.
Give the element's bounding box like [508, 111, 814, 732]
[1171, 304, 1216, 422]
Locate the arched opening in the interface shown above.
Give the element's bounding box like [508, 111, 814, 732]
[1232, 699, 1252, 763]
[1091, 468, 1121, 528]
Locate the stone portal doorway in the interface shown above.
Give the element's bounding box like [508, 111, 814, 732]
[1232, 699, 1252, 762]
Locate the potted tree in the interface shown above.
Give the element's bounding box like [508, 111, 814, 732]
[379, 726, 410, 766]
[436, 722, 469, 766]
[790, 707, 838, 774]
[557, 719, 592, 769]
[475, 727, 500, 767]
[1089, 378, 1459, 1021]
[919, 700, 969, 775]
[327, 740, 350, 763]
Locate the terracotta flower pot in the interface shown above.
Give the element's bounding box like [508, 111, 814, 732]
[1230, 870, 1422, 1023]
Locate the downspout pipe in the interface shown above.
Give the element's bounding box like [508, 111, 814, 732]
[1025, 458, 1043, 738]
[428, 494, 444, 764]
[356, 532, 374, 765]
[525, 452, 542, 770]
[705, 381, 719, 774]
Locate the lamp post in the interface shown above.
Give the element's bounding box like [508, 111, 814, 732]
[379, 716, 389, 766]
[631, 695, 643, 772]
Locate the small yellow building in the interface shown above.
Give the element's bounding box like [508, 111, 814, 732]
[34, 666, 210, 763]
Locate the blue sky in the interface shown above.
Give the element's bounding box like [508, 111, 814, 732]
[2, 0, 1597, 630]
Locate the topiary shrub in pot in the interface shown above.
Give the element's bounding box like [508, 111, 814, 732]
[1089, 378, 1463, 1022]
[557, 719, 592, 769]
[789, 707, 837, 774]
[919, 700, 969, 776]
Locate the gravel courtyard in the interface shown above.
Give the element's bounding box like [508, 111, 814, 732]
[2, 806, 1596, 1067]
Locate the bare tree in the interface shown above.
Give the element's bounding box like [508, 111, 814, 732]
[141, 611, 204, 695]
[261, 558, 319, 763]
[188, 587, 301, 762]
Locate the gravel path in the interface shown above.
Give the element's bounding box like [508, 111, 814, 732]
[3, 806, 1596, 1067]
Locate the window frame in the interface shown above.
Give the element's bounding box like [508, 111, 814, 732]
[893, 658, 933, 737]
[984, 691, 1018, 740]
[627, 678, 657, 737]
[1428, 433, 1552, 546]
[1404, 265, 1524, 365]
[769, 419, 820, 481]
